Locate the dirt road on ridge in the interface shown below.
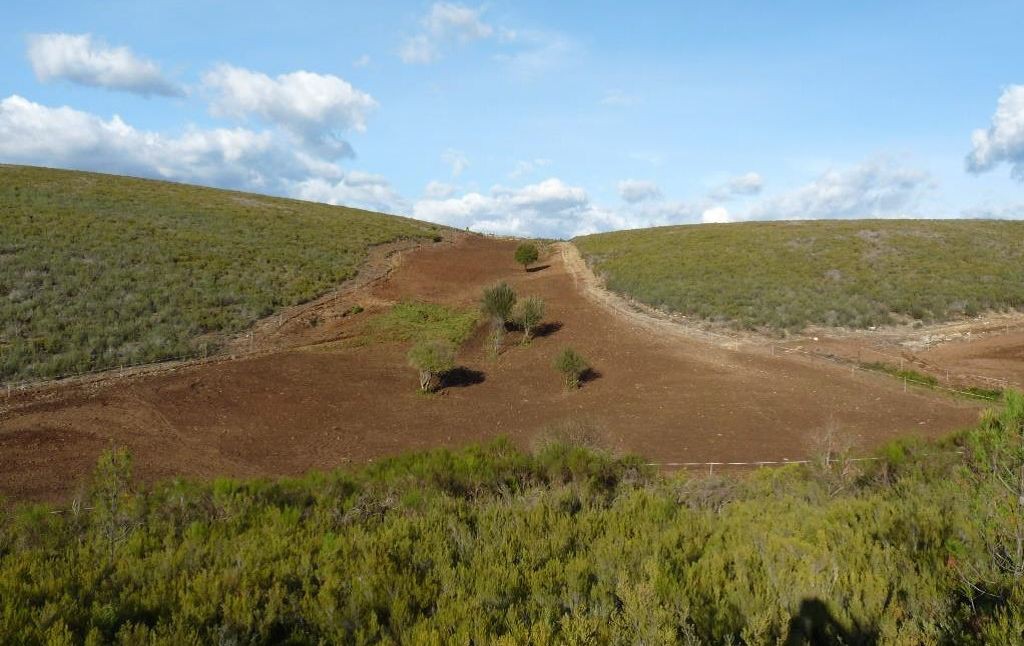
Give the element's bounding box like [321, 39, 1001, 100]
[1, 234, 983, 501]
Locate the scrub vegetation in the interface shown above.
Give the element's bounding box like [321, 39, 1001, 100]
[2, 393, 1023, 643]
[0, 165, 438, 382]
[574, 219, 1024, 332]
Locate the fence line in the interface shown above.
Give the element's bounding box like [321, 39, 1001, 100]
[648, 450, 965, 472]
[770, 343, 1009, 401]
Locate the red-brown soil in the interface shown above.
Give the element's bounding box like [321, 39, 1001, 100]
[1, 235, 986, 502]
[776, 315, 1024, 393]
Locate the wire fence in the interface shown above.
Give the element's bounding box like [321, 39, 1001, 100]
[648, 450, 966, 473]
[768, 342, 1014, 401]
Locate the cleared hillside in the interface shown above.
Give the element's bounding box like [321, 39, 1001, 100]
[574, 219, 1024, 332]
[1, 395, 1022, 643]
[0, 165, 440, 382]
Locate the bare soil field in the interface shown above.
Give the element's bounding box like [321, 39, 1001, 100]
[776, 314, 1024, 393]
[1, 235, 986, 501]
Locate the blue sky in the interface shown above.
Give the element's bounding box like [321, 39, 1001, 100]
[2, 1, 1023, 237]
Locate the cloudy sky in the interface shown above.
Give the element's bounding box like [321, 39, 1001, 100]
[2, 1, 1023, 238]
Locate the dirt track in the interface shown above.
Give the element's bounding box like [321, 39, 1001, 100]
[1, 235, 985, 501]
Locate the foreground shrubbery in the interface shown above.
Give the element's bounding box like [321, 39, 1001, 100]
[575, 219, 1024, 331]
[0, 166, 437, 381]
[2, 394, 1024, 644]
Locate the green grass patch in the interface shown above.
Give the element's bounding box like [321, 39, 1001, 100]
[2, 393, 1024, 643]
[365, 301, 478, 345]
[862, 361, 939, 386]
[861, 361, 1004, 400]
[962, 385, 1004, 400]
[0, 165, 440, 381]
[574, 219, 1024, 331]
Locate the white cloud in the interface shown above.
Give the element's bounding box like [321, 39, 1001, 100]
[400, 3, 493, 64]
[413, 177, 705, 237]
[508, 158, 551, 179]
[292, 172, 407, 214]
[413, 177, 595, 237]
[399, 35, 438, 65]
[617, 179, 662, 204]
[441, 148, 469, 177]
[27, 33, 181, 97]
[600, 90, 639, 107]
[709, 172, 763, 200]
[202, 64, 377, 155]
[424, 180, 456, 198]
[701, 206, 732, 224]
[495, 31, 576, 78]
[0, 94, 339, 190]
[967, 85, 1024, 181]
[352, 54, 371, 68]
[746, 160, 930, 220]
[503, 177, 588, 210]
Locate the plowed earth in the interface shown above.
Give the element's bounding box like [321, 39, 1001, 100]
[1, 235, 985, 501]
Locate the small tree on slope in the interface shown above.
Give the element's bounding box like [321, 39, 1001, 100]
[554, 347, 590, 389]
[481, 282, 517, 353]
[514, 296, 545, 343]
[514, 242, 540, 271]
[408, 339, 456, 392]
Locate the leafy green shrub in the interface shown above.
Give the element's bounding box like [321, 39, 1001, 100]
[514, 242, 540, 271]
[554, 347, 590, 389]
[407, 339, 456, 391]
[514, 296, 546, 343]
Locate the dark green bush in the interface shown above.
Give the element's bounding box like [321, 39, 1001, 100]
[480, 282, 517, 326]
[514, 242, 540, 271]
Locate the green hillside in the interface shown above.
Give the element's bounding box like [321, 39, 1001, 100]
[574, 219, 1024, 332]
[0, 165, 439, 382]
[1, 394, 1022, 643]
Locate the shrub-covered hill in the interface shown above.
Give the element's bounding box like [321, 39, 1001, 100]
[0, 165, 441, 382]
[2, 394, 1023, 644]
[574, 219, 1024, 332]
